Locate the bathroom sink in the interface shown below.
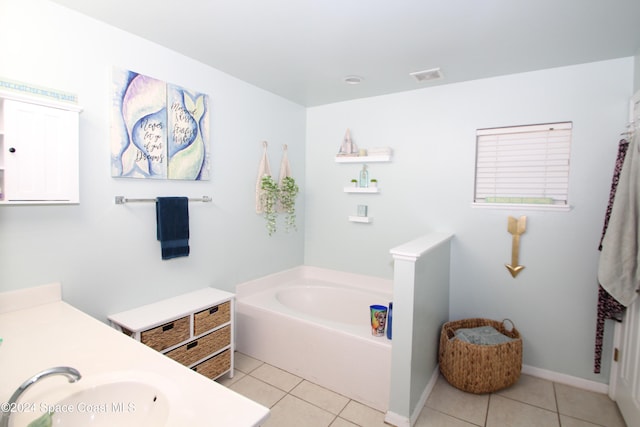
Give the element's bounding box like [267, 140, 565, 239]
[40, 380, 169, 427]
[53, 381, 168, 426]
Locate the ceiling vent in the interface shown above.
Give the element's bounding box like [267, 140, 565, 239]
[410, 67, 443, 82]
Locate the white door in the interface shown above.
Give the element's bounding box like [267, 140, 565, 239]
[612, 296, 640, 426]
[610, 90, 640, 426]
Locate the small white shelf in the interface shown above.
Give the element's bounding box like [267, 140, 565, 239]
[335, 155, 391, 163]
[344, 186, 380, 193]
[349, 216, 372, 223]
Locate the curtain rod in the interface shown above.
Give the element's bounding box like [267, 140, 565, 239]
[115, 196, 212, 204]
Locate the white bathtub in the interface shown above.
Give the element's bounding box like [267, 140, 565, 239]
[235, 266, 393, 411]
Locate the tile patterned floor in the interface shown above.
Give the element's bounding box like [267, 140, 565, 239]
[217, 352, 627, 427]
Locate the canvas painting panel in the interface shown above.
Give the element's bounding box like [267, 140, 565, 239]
[111, 68, 210, 180]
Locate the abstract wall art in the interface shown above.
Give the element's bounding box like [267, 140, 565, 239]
[111, 68, 210, 180]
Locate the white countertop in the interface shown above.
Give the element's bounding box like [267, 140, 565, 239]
[0, 283, 269, 426]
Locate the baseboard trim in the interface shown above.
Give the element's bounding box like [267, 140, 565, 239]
[384, 365, 440, 427]
[384, 410, 408, 427]
[384, 364, 608, 426]
[522, 364, 609, 394]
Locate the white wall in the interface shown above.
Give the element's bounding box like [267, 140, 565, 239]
[0, 0, 306, 321]
[305, 58, 634, 383]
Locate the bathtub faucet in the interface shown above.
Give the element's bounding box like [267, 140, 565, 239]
[0, 366, 81, 427]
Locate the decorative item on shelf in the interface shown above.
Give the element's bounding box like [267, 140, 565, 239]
[359, 165, 369, 188]
[357, 205, 368, 217]
[336, 128, 359, 157]
[350, 179, 358, 187]
[370, 179, 378, 188]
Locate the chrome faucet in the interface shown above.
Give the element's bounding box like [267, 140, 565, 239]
[1, 366, 81, 427]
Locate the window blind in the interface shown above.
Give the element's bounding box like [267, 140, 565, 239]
[474, 122, 572, 206]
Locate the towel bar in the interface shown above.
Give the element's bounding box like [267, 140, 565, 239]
[115, 196, 212, 204]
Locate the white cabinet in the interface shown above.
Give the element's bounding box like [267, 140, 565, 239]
[108, 288, 235, 381]
[0, 95, 80, 204]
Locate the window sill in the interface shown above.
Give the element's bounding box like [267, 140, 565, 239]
[471, 203, 572, 212]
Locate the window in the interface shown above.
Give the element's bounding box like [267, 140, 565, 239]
[473, 122, 572, 210]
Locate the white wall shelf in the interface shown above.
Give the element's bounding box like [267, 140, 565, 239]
[344, 186, 380, 193]
[349, 216, 372, 223]
[335, 155, 391, 163]
[339, 149, 390, 223]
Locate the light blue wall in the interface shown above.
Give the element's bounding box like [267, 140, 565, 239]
[1, 0, 635, 386]
[305, 58, 634, 383]
[635, 48, 640, 93]
[0, 0, 306, 321]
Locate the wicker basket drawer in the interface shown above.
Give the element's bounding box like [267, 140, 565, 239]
[194, 301, 231, 335]
[140, 316, 190, 351]
[191, 349, 231, 379]
[165, 325, 231, 367]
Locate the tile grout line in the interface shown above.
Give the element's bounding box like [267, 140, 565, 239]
[234, 354, 400, 426]
[232, 368, 618, 427]
[233, 354, 625, 426]
[484, 394, 491, 427]
[496, 390, 562, 417]
[243, 367, 359, 427]
[240, 356, 619, 427]
[552, 382, 562, 427]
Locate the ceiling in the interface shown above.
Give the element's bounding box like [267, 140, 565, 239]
[49, 0, 640, 107]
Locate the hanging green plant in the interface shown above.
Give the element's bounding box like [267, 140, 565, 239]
[260, 175, 279, 236]
[280, 176, 299, 232]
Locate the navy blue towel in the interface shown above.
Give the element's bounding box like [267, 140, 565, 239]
[156, 197, 190, 260]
